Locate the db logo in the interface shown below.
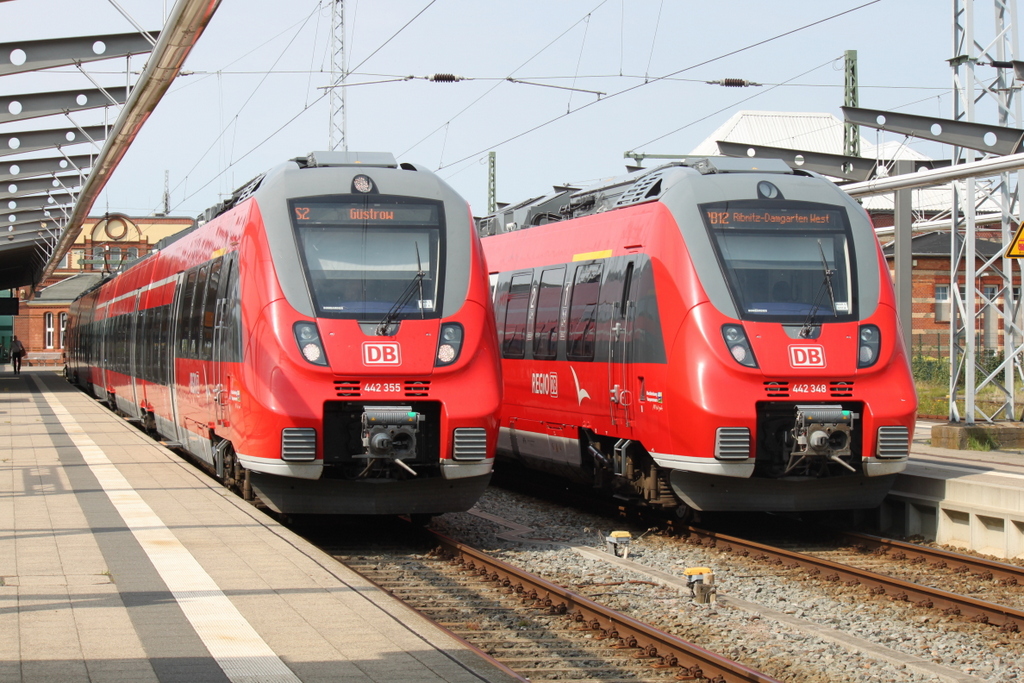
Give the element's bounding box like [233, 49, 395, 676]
[789, 345, 826, 368]
[362, 342, 402, 366]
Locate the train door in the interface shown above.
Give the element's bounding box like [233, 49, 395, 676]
[170, 266, 215, 462]
[125, 291, 144, 418]
[609, 259, 637, 429]
[212, 254, 239, 433]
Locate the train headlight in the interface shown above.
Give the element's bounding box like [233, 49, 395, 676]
[857, 324, 880, 368]
[435, 323, 463, 367]
[721, 324, 758, 368]
[293, 322, 328, 366]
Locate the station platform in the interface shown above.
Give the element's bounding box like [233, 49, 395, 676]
[881, 420, 1024, 559]
[0, 368, 524, 683]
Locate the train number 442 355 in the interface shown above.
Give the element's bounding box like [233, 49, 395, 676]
[364, 383, 402, 393]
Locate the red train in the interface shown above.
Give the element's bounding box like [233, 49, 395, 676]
[479, 157, 916, 514]
[67, 151, 501, 516]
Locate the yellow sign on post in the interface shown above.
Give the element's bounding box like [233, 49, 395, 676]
[1005, 221, 1024, 258]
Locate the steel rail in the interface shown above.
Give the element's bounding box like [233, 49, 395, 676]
[838, 531, 1024, 587]
[683, 527, 1023, 633]
[428, 529, 782, 683]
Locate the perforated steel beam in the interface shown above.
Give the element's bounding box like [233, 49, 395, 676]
[3, 207, 72, 226]
[843, 106, 1024, 155]
[716, 141, 877, 181]
[0, 88, 127, 125]
[0, 155, 94, 182]
[0, 176, 81, 198]
[0, 125, 107, 158]
[4, 195, 77, 212]
[0, 32, 158, 76]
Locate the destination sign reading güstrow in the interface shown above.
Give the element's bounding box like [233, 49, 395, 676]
[292, 202, 438, 225]
[703, 207, 842, 229]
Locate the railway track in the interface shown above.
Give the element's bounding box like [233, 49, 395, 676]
[310, 519, 779, 683]
[679, 526, 1024, 633]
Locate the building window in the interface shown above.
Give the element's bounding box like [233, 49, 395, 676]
[45, 312, 54, 349]
[72, 248, 84, 269]
[935, 284, 950, 323]
[59, 312, 67, 349]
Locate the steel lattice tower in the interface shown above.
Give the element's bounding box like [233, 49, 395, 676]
[948, 0, 1022, 423]
[329, 0, 347, 151]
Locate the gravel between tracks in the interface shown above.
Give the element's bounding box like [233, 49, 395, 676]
[430, 488, 1023, 683]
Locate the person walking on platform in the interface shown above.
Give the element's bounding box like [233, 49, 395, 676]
[9, 335, 24, 376]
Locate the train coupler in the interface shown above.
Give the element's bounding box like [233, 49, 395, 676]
[359, 406, 424, 471]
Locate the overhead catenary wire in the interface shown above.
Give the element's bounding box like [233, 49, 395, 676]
[400, 0, 610, 158]
[435, 0, 883, 173]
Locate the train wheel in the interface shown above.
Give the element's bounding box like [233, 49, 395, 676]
[674, 504, 696, 525]
[407, 513, 434, 526]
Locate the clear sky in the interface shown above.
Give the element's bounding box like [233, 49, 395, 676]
[0, 0, 995, 223]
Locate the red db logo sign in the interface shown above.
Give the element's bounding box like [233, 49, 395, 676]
[362, 342, 402, 366]
[789, 345, 826, 368]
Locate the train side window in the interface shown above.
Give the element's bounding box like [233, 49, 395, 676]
[620, 262, 634, 318]
[191, 265, 209, 359]
[201, 258, 222, 361]
[156, 304, 171, 384]
[502, 272, 532, 359]
[567, 263, 603, 361]
[533, 266, 565, 361]
[178, 269, 199, 358]
[217, 254, 243, 363]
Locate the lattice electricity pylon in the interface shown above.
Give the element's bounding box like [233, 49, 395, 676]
[948, 0, 1022, 423]
[328, 0, 347, 152]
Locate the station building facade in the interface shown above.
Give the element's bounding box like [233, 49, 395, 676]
[10, 213, 194, 364]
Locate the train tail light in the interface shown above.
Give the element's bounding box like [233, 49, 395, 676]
[857, 324, 881, 368]
[721, 324, 758, 368]
[294, 322, 329, 366]
[435, 323, 464, 366]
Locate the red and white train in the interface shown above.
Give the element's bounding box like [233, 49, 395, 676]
[67, 151, 501, 516]
[479, 157, 916, 514]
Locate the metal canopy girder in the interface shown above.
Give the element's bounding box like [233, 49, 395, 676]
[3, 207, 71, 226]
[0, 154, 94, 182]
[0, 175, 81, 198]
[842, 149, 1024, 196]
[39, 0, 224, 285]
[0, 32, 159, 77]
[0, 125, 107, 158]
[0, 88, 127, 125]
[843, 106, 1024, 155]
[0, 229, 61, 247]
[5, 194, 77, 211]
[716, 140, 878, 181]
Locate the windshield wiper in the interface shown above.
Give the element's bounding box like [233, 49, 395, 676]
[799, 240, 838, 338]
[376, 243, 426, 336]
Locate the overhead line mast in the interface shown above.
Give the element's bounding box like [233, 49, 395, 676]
[329, 0, 347, 151]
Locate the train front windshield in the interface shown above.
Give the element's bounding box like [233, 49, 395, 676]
[291, 197, 445, 319]
[701, 201, 856, 322]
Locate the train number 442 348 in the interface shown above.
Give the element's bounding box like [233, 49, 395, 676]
[791, 383, 827, 394]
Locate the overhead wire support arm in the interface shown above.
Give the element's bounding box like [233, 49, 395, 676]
[506, 77, 605, 98]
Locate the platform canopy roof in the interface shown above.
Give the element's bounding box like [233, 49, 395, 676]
[0, 0, 220, 293]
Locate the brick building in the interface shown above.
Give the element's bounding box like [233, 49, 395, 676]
[10, 213, 194, 365]
[881, 230, 1018, 357]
